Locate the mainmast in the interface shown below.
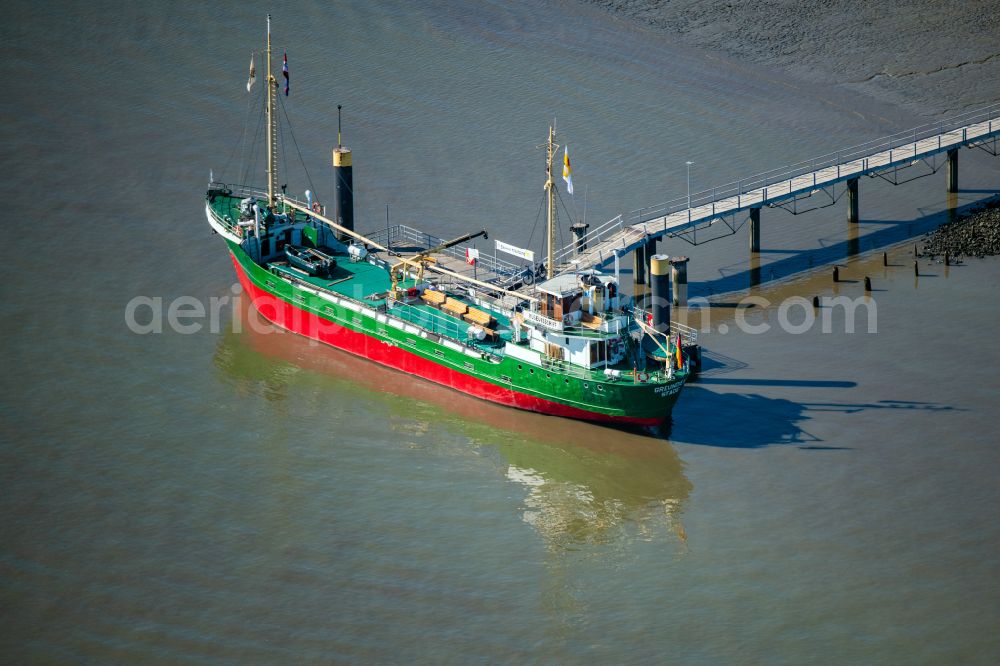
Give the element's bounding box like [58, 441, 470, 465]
[265, 14, 278, 208]
[544, 124, 559, 280]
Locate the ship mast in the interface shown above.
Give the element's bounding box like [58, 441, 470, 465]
[544, 124, 559, 280]
[265, 14, 278, 208]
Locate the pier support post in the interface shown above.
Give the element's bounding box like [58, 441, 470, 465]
[670, 256, 689, 307]
[847, 178, 859, 225]
[847, 214, 860, 257]
[749, 207, 761, 253]
[749, 254, 761, 288]
[947, 148, 958, 193]
[633, 238, 658, 300]
[632, 245, 646, 294]
[570, 222, 589, 256]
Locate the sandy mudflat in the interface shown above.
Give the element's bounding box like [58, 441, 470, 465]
[578, 0, 1000, 114]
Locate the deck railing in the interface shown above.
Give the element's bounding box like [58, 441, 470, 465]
[365, 223, 525, 279]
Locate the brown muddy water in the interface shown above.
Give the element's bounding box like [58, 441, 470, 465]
[2, 0, 998, 662]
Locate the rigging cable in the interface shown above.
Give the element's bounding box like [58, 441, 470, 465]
[242, 90, 266, 191]
[222, 62, 258, 183]
[554, 186, 569, 261]
[279, 103, 289, 196]
[524, 193, 546, 262]
[278, 92, 320, 205]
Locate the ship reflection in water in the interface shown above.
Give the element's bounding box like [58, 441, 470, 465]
[214, 300, 692, 550]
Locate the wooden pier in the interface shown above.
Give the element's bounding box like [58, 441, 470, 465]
[554, 104, 1000, 276]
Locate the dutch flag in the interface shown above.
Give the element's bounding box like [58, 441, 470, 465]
[282, 52, 289, 96]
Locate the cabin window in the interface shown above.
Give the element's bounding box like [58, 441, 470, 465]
[589, 341, 607, 364]
[540, 293, 555, 318]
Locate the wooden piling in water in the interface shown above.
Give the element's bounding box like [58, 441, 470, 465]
[914, 260, 919, 277]
[882, 251, 888, 266]
[864, 276, 872, 292]
[833, 266, 839, 282]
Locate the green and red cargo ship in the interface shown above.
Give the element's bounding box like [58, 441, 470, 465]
[205, 16, 690, 428]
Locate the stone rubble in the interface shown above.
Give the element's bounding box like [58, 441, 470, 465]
[918, 199, 1000, 259]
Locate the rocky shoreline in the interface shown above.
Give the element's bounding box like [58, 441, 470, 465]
[919, 199, 1000, 259]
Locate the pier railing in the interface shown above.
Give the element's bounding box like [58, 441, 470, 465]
[630, 102, 1000, 225]
[554, 102, 1000, 268]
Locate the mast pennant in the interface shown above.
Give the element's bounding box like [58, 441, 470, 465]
[246, 52, 256, 92]
[562, 145, 574, 194]
[282, 51, 289, 96]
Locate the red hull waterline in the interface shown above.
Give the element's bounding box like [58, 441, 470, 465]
[231, 254, 666, 427]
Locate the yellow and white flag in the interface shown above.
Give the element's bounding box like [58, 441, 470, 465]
[562, 145, 574, 195]
[246, 53, 256, 93]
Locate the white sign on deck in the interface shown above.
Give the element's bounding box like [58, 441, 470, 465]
[495, 240, 534, 262]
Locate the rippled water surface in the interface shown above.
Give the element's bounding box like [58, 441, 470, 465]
[3, 0, 999, 662]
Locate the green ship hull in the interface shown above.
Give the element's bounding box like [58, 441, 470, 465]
[207, 192, 687, 427]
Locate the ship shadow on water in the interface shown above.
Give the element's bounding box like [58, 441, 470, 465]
[213, 300, 693, 550]
[672, 385, 835, 449]
[672, 383, 959, 450]
[668, 348, 962, 448]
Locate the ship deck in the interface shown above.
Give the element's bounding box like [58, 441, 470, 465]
[210, 190, 643, 366]
[272, 257, 394, 300]
[269, 254, 514, 351]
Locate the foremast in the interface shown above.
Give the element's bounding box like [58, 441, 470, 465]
[265, 14, 278, 209]
[544, 124, 559, 280]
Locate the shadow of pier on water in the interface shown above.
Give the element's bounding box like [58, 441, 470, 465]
[695, 192, 1000, 296]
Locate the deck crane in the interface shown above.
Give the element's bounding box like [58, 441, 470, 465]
[390, 229, 489, 294]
